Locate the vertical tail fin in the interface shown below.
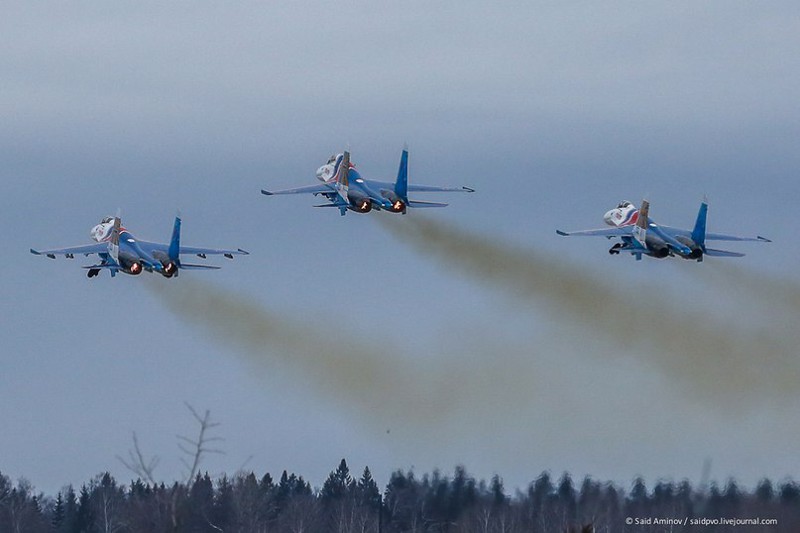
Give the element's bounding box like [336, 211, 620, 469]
[691, 202, 708, 247]
[334, 152, 351, 215]
[169, 215, 181, 262]
[335, 151, 351, 187]
[632, 199, 649, 247]
[394, 148, 409, 202]
[109, 210, 121, 264]
[635, 200, 649, 229]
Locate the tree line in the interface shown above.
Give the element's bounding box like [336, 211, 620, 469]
[1, 460, 798, 532]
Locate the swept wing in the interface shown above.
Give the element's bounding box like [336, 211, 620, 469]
[657, 226, 771, 242]
[555, 227, 630, 238]
[261, 184, 334, 196]
[136, 241, 249, 258]
[368, 179, 474, 194]
[30, 243, 108, 258]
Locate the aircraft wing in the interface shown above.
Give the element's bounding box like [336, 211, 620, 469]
[261, 184, 334, 196]
[705, 232, 771, 242]
[555, 227, 631, 238]
[137, 241, 249, 257]
[30, 243, 108, 257]
[658, 226, 771, 242]
[367, 180, 474, 193]
[177, 246, 249, 256]
[407, 184, 475, 193]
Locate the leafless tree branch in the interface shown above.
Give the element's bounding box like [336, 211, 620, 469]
[116, 404, 224, 487]
[179, 402, 225, 484]
[116, 432, 159, 486]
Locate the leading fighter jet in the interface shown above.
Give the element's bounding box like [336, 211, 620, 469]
[261, 149, 474, 215]
[31, 213, 248, 278]
[556, 199, 770, 261]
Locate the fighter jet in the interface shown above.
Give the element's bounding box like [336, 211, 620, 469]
[556, 199, 770, 261]
[261, 149, 474, 215]
[31, 213, 248, 277]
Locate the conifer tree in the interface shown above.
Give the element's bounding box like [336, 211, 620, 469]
[321, 458, 353, 502]
[357, 466, 381, 509]
[75, 485, 96, 533]
[52, 492, 65, 530]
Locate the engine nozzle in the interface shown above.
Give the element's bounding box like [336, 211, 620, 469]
[353, 199, 372, 213]
[652, 247, 669, 259]
[162, 261, 178, 278]
[381, 191, 406, 213]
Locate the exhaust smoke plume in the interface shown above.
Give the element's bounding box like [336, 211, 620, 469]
[146, 214, 797, 448]
[697, 261, 800, 316]
[143, 220, 800, 481]
[146, 279, 559, 433]
[379, 216, 800, 408]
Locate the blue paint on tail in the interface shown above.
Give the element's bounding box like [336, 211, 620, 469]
[169, 216, 181, 262]
[691, 202, 708, 247]
[394, 149, 409, 202]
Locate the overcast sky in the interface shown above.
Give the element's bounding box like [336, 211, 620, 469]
[2, 2, 799, 496]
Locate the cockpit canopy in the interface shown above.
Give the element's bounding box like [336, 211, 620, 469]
[616, 201, 633, 209]
[326, 155, 337, 165]
[100, 216, 114, 224]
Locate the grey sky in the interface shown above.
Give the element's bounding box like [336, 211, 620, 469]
[2, 2, 799, 495]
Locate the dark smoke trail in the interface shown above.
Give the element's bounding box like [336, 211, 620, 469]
[144, 279, 558, 431]
[378, 216, 800, 407]
[697, 261, 800, 316]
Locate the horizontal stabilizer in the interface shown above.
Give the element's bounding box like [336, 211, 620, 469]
[704, 248, 746, 258]
[313, 203, 340, 208]
[408, 200, 448, 208]
[180, 263, 222, 270]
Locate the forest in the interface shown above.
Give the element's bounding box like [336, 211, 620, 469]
[1, 460, 797, 532]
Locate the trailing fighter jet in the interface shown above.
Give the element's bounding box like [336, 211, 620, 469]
[556, 200, 770, 261]
[31, 213, 248, 278]
[261, 149, 474, 215]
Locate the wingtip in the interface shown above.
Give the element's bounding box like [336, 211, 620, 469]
[238, 248, 250, 255]
[757, 236, 772, 243]
[556, 230, 569, 236]
[261, 189, 273, 196]
[30, 248, 40, 255]
[462, 186, 475, 193]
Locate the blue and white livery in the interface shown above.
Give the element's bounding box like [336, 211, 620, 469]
[556, 200, 770, 261]
[261, 149, 474, 216]
[31, 214, 248, 278]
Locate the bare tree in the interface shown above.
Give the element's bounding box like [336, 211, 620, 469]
[117, 403, 224, 486]
[178, 403, 224, 484]
[116, 403, 224, 531]
[91, 473, 127, 533]
[116, 432, 159, 486]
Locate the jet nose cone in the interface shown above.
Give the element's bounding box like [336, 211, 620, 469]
[603, 210, 616, 226]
